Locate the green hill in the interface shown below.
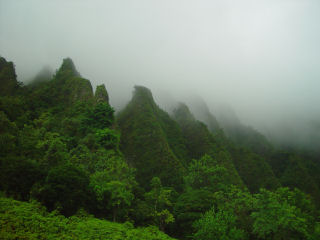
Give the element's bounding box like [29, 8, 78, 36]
[117, 86, 186, 189]
[172, 103, 245, 189]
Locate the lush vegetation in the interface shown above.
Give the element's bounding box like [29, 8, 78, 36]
[0, 197, 174, 240]
[1, 56, 320, 239]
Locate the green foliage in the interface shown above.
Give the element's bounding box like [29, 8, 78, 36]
[95, 128, 120, 150]
[173, 189, 215, 238]
[213, 185, 256, 235]
[145, 177, 175, 231]
[36, 164, 91, 216]
[0, 111, 17, 156]
[173, 103, 218, 160]
[84, 102, 115, 130]
[231, 147, 280, 192]
[195, 186, 318, 240]
[184, 154, 229, 192]
[173, 103, 245, 188]
[0, 158, 44, 200]
[2, 57, 320, 240]
[0, 197, 175, 240]
[0, 57, 19, 96]
[156, 109, 189, 166]
[117, 86, 184, 188]
[90, 158, 135, 221]
[251, 188, 311, 239]
[218, 107, 273, 157]
[280, 155, 320, 201]
[55, 58, 81, 80]
[193, 207, 246, 240]
[95, 84, 109, 103]
[0, 96, 27, 126]
[268, 150, 320, 204]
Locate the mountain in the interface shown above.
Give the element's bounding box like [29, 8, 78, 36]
[117, 86, 186, 189]
[186, 97, 220, 133]
[172, 102, 245, 189]
[0, 56, 19, 95]
[1, 56, 320, 239]
[216, 104, 273, 157]
[29, 66, 53, 86]
[52, 58, 93, 105]
[176, 101, 280, 192]
[95, 84, 109, 104]
[229, 146, 280, 192]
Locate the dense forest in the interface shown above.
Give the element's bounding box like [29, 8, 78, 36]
[1, 56, 320, 239]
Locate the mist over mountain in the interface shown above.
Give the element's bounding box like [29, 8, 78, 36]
[1, 0, 320, 150]
[2, 54, 320, 239]
[2, 2, 320, 238]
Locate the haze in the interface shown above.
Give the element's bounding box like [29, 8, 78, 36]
[1, 0, 320, 148]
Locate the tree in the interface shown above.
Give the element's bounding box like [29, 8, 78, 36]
[36, 132, 69, 168]
[90, 171, 134, 221]
[95, 128, 120, 150]
[90, 156, 136, 221]
[0, 158, 44, 200]
[251, 188, 311, 239]
[173, 189, 215, 238]
[37, 164, 91, 216]
[213, 185, 255, 235]
[184, 154, 229, 192]
[145, 177, 174, 231]
[0, 111, 17, 156]
[193, 207, 246, 240]
[84, 102, 114, 130]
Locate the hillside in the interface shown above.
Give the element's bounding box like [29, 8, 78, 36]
[172, 103, 245, 189]
[117, 86, 186, 188]
[1, 56, 320, 240]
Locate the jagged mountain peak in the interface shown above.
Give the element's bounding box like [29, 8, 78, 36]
[186, 97, 220, 133]
[117, 85, 186, 188]
[132, 85, 155, 104]
[55, 57, 81, 79]
[95, 84, 109, 104]
[0, 56, 19, 95]
[29, 66, 53, 85]
[173, 102, 196, 123]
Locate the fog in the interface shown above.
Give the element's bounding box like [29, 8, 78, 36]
[1, 0, 320, 148]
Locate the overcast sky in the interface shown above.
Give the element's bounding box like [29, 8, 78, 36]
[1, 0, 320, 140]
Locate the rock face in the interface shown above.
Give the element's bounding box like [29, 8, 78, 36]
[95, 84, 109, 104]
[0, 57, 18, 95]
[117, 86, 186, 188]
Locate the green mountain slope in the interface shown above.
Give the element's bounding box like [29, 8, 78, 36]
[172, 103, 245, 189]
[0, 57, 19, 96]
[117, 86, 186, 189]
[230, 147, 280, 192]
[189, 101, 280, 192]
[217, 105, 273, 157]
